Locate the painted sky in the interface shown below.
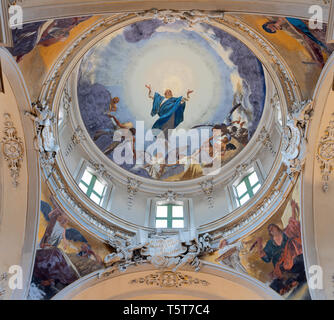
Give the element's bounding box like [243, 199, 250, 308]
[78, 19, 266, 180]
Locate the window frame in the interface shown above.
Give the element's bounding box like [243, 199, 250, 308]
[75, 160, 113, 210]
[79, 171, 106, 206]
[155, 203, 185, 229]
[230, 162, 264, 209]
[235, 171, 261, 206]
[146, 198, 192, 232]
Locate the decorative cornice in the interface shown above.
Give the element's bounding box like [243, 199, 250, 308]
[129, 271, 210, 287]
[1, 113, 24, 187]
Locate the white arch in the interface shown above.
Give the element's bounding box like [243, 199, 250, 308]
[0, 47, 40, 299]
[52, 262, 282, 300]
[302, 52, 334, 300]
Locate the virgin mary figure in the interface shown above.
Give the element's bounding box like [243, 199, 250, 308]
[145, 85, 194, 137]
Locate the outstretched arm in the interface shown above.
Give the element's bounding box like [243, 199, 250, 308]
[145, 84, 154, 99]
[187, 89, 194, 99]
[182, 89, 194, 103]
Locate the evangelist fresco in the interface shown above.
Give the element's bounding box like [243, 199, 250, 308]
[235, 14, 334, 100]
[205, 176, 310, 299]
[78, 19, 266, 182]
[8, 17, 91, 63]
[6, 16, 98, 101]
[28, 182, 111, 300]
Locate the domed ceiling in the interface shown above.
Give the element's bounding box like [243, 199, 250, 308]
[77, 19, 266, 181]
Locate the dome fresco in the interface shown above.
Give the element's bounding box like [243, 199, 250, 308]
[78, 19, 266, 181]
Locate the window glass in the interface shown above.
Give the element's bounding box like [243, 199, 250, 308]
[156, 206, 168, 217]
[172, 220, 184, 228]
[79, 168, 106, 206]
[155, 204, 184, 229]
[253, 184, 261, 194]
[79, 182, 88, 193]
[236, 181, 247, 197]
[235, 170, 261, 207]
[90, 193, 101, 205]
[239, 194, 250, 205]
[81, 170, 92, 185]
[94, 179, 105, 195]
[156, 219, 167, 228]
[172, 206, 183, 218]
[248, 172, 259, 186]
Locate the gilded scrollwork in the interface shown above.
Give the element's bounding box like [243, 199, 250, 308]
[129, 271, 210, 288]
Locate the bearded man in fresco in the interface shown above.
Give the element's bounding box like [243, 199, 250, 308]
[145, 84, 194, 139]
[253, 199, 306, 295]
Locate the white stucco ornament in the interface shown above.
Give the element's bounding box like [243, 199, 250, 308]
[1, 113, 24, 187]
[317, 120, 334, 192]
[103, 232, 214, 273]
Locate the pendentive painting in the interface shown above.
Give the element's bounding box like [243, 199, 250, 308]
[28, 182, 111, 300]
[205, 176, 310, 299]
[8, 17, 92, 63]
[78, 19, 266, 182]
[235, 14, 334, 99]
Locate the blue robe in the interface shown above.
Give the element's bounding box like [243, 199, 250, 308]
[286, 18, 327, 49]
[151, 92, 186, 130]
[261, 233, 288, 267]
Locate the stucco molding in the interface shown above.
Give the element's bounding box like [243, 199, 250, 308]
[1, 113, 24, 187]
[316, 118, 334, 192]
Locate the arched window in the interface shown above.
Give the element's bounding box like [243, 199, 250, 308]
[234, 170, 261, 206]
